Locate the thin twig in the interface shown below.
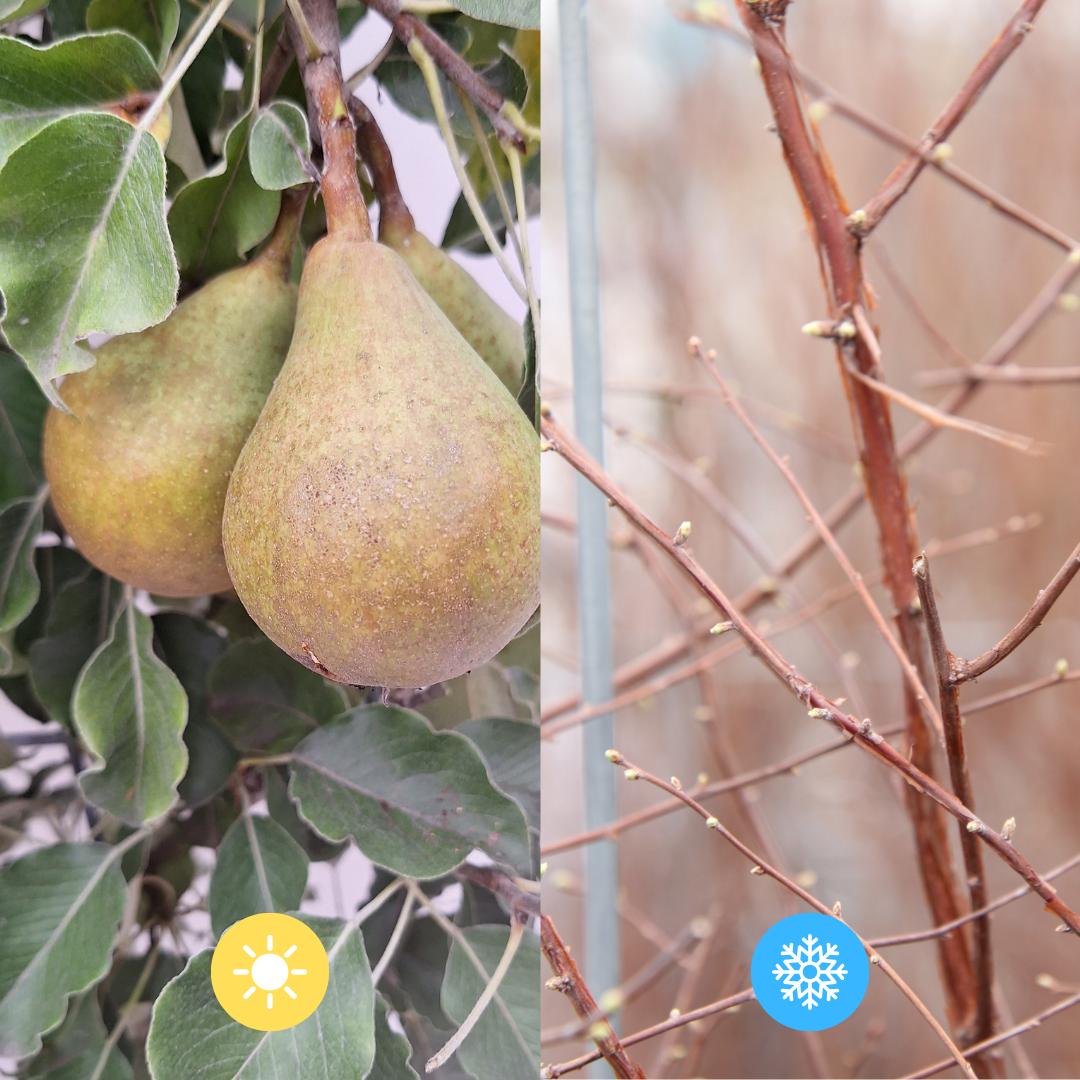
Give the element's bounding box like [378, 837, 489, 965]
[919, 364, 1080, 387]
[602, 752, 977, 1080]
[853, 0, 1049, 236]
[954, 542, 1080, 682]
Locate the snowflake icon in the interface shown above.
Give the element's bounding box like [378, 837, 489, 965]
[772, 933, 847, 1009]
[751, 913, 869, 1031]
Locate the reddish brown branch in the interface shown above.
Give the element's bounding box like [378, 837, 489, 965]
[908, 992, 1080, 1080]
[678, 3, 1077, 252]
[734, 0, 977, 1035]
[540, 915, 646, 1080]
[954, 542, 1080, 682]
[544, 988, 755, 1078]
[541, 409, 1080, 939]
[362, 0, 525, 149]
[915, 553, 995, 1050]
[854, 0, 1049, 236]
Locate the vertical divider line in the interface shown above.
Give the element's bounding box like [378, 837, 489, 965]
[557, 0, 620, 1047]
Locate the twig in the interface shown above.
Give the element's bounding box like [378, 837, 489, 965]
[914, 553, 995, 1049]
[907, 992, 1080, 1080]
[954, 542, 1080, 682]
[541, 408, 1080, 936]
[677, 3, 1077, 253]
[602, 752, 977, 1080]
[873, 853, 1080, 950]
[370, 888, 415, 988]
[544, 987, 754, 1078]
[694, 342, 946, 743]
[540, 915, 647, 1079]
[919, 364, 1080, 387]
[362, 0, 529, 148]
[853, 0, 1049, 236]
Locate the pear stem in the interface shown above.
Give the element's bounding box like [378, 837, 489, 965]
[350, 99, 415, 238]
[254, 184, 310, 275]
[288, 0, 372, 241]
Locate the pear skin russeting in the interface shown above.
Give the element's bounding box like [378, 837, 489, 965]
[221, 237, 539, 688]
[43, 243, 298, 597]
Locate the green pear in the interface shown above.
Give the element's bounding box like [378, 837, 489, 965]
[380, 215, 526, 395]
[43, 216, 300, 597]
[221, 236, 539, 688]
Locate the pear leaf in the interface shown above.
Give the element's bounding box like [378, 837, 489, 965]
[289, 706, 532, 878]
[370, 994, 420, 1080]
[86, 0, 180, 69]
[0, 34, 159, 168]
[28, 573, 124, 727]
[0, 843, 129, 1061]
[446, 0, 538, 29]
[440, 925, 539, 1080]
[208, 637, 347, 753]
[249, 100, 313, 190]
[168, 110, 279, 280]
[0, 491, 46, 635]
[72, 598, 188, 824]
[23, 992, 133, 1080]
[0, 112, 177, 407]
[208, 814, 308, 937]
[457, 717, 539, 831]
[0, 351, 47, 503]
[146, 916, 376, 1079]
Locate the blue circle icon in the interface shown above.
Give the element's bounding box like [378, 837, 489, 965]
[750, 913, 869, 1031]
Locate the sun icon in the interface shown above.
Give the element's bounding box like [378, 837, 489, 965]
[211, 912, 330, 1032]
[233, 933, 307, 1010]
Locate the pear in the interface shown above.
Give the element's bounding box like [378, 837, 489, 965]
[354, 102, 525, 395]
[380, 216, 525, 396]
[43, 195, 303, 597]
[221, 236, 539, 688]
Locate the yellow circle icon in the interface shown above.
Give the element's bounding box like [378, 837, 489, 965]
[211, 913, 330, 1032]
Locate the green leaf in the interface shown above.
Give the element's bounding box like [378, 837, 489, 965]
[447, 0, 537, 29]
[28, 573, 123, 727]
[153, 612, 235, 805]
[518, 308, 535, 425]
[371, 994, 420, 1080]
[264, 765, 345, 862]
[168, 110, 280, 280]
[23, 992, 133, 1080]
[208, 814, 308, 937]
[208, 637, 347, 754]
[249, 100, 312, 190]
[0, 351, 47, 503]
[457, 717, 538, 832]
[146, 915, 376, 1079]
[47, 0, 94, 37]
[289, 706, 531, 878]
[86, 0, 179, 68]
[0, 491, 46, 635]
[440, 925, 539, 1080]
[73, 599, 188, 824]
[0, 112, 177, 407]
[0, 842, 129, 1061]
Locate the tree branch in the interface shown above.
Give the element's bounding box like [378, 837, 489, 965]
[853, 0, 1049, 236]
[955, 542, 1080, 682]
[914, 553, 996, 1049]
[540, 915, 646, 1080]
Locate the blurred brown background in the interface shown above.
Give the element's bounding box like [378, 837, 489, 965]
[540, 2, 1080, 1077]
